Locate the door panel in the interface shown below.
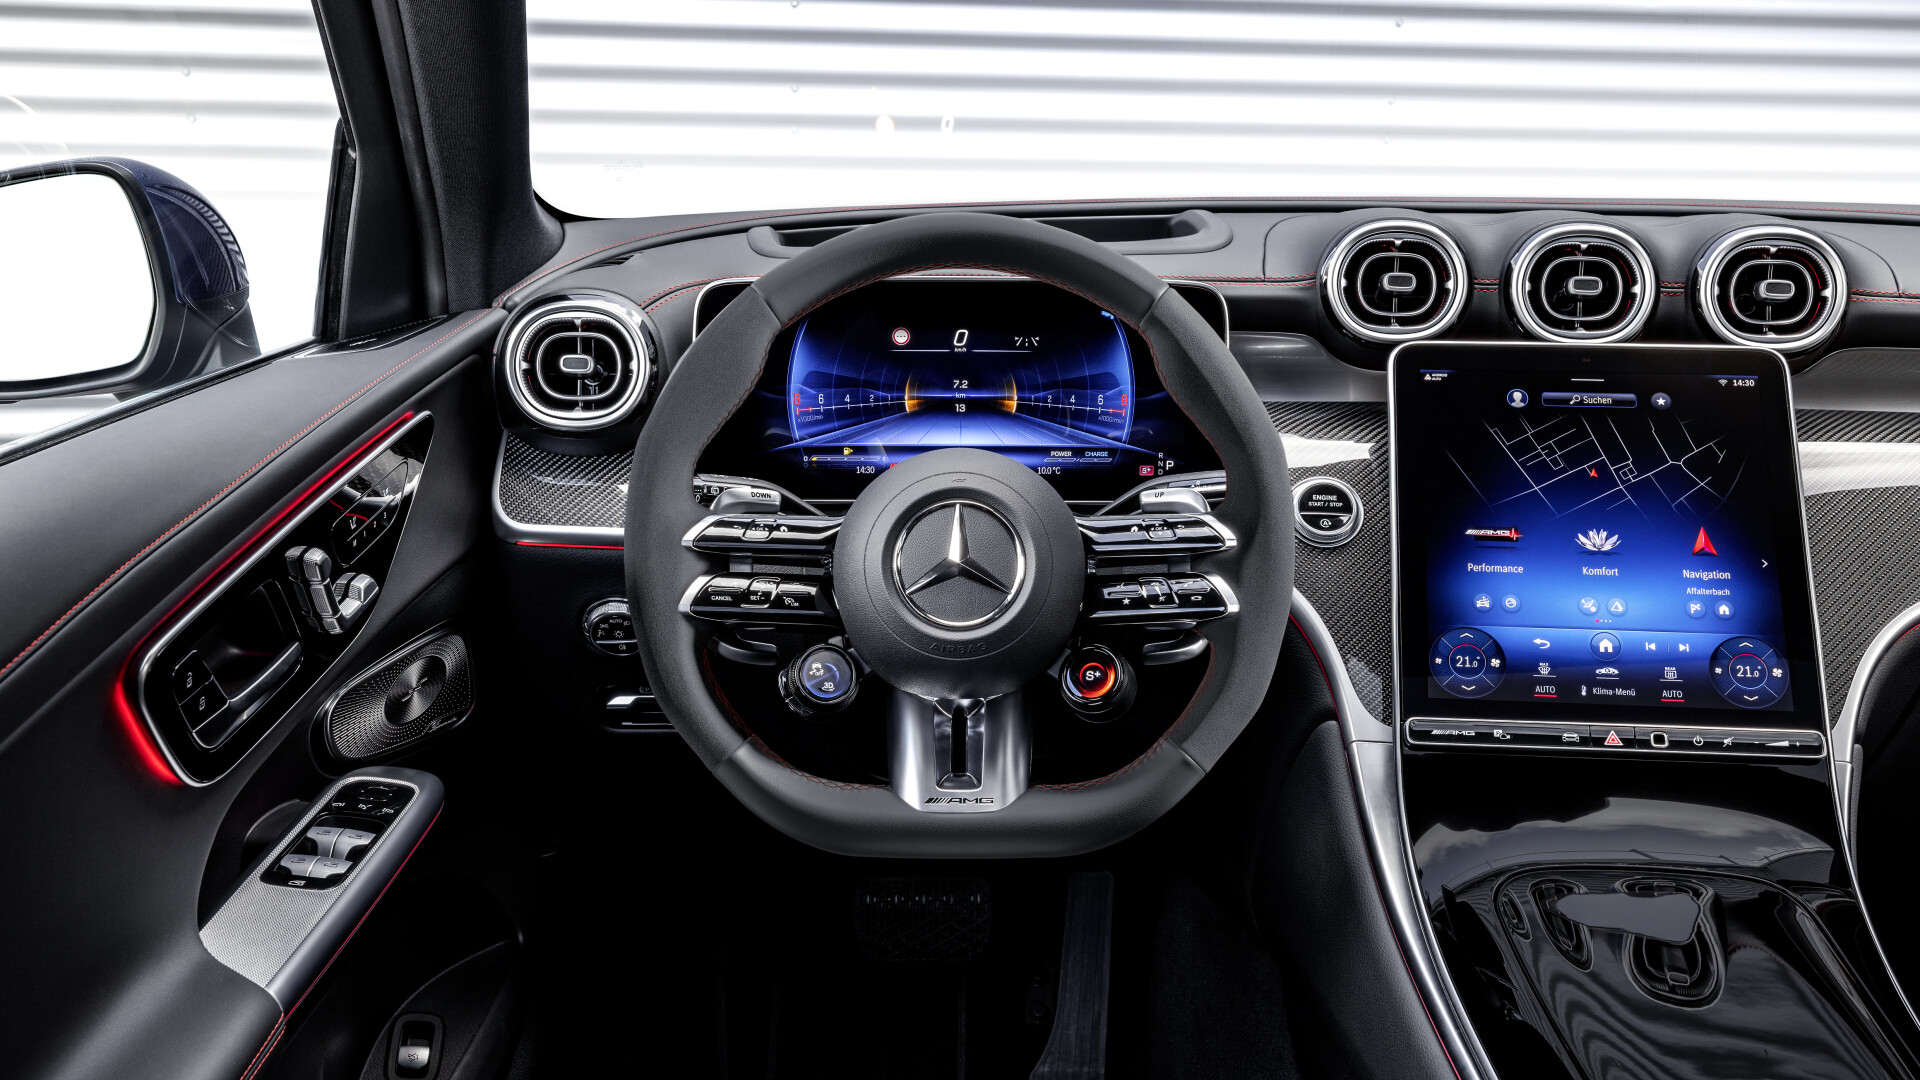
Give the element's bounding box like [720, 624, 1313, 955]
[0, 309, 502, 1078]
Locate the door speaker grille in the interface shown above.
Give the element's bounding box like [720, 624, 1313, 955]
[323, 633, 473, 762]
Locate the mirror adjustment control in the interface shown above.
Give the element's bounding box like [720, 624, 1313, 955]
[1060, 645, 1137, 720]
[582, 598, 638, 655]
[780, 644, 858, 718]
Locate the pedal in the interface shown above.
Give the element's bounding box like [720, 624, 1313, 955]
[855, 876, 992, 962]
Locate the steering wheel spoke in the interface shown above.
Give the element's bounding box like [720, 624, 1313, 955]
[1075, 511, 1236, 558]
[888, 689, 1030, 812]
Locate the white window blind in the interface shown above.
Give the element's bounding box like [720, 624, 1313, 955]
[527, 0, 1920, 219]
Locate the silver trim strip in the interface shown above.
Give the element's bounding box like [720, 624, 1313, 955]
[1291, 592, 1495, 1080]
[692, 276, 762, 340]
[1507, 222, 1658, 344]
[1696, 225, 1848, 354]
[133, 411, 432, 787]
[1831, 599, 1920, 833]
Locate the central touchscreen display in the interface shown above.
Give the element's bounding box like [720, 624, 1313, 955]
[1392, 343, 1824, 727]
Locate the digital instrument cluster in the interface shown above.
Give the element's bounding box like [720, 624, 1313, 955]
[700, 281, 1218, 501]
[1392, 344, 1826, 734]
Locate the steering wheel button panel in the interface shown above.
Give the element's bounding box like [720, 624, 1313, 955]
[1086, 573, 1236, 622]
[683, 574, 838, 624]
[685, 514, 841, 556]
[1078, 514, 1235, 557]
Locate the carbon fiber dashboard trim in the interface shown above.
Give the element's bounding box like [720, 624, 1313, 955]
[494, 433, 630, 541]
[1270, 401, 1395, 722]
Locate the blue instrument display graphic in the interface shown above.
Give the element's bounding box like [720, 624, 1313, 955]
[787, 296, 1141, 473]
[700, 281, 1215, 499]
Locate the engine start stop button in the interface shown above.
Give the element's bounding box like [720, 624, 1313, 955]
[1293, 477, 1363, 547]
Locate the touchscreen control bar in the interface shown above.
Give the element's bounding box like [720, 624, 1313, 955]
[1406, 717, 1824, 760]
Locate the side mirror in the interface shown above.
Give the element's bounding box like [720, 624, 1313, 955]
[0, 158, 258, 400]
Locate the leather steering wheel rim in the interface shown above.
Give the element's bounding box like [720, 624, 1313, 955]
[625, 212, 1292, 858]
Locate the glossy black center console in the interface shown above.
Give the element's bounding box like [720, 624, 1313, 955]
[1390, 344, 1920, 1078]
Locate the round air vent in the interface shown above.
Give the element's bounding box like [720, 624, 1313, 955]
[1508, 223, 1656, 343]
[1320, 220, 1469, 343]
[500, 295, 653, 430]
[1696, 226, 1845, 352]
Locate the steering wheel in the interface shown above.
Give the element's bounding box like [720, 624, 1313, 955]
[626, 213, 1291, 858]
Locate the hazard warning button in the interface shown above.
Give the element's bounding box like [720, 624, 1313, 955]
[1589, 725, 1638, 748]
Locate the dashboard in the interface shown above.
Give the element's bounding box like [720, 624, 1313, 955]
[479, 197, 1920, 1080]
[698, 281, 1220, 502]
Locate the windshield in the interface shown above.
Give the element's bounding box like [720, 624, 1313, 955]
[527, 0, 1916, 219]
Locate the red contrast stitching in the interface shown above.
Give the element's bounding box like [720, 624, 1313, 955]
[638, 276, 731, 310]
[646, 290, 703, 315]
[1852, 289, 1920, 297]
[236, 1016, 287, 1080]
[1851, 296, 1920, 303]
[0, 310, 490, 685]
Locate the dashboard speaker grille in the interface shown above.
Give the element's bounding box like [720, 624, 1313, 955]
[1509, 223, 1655, 343]
[501, 297, 652, 431]
[324, 633, 473, 762]
[1322, 220, 1468, 343]
[1697, 226, 1845, 351]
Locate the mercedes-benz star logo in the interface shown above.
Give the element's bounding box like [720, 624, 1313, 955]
[893, 501, 1024, 629]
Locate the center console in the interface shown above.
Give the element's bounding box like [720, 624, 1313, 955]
[1390, 343, 1920, 1079]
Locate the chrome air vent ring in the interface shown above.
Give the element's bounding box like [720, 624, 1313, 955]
[500, 294, 654, 431]
[1508, 222, 1657, 344]
[1321, 219, 1470, 344]
[1696, 225, 1846, 352]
